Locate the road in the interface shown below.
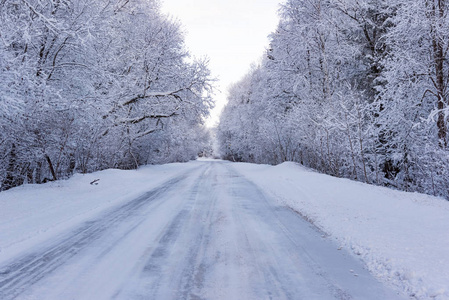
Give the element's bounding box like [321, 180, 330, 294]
[0, 161, 405, 299]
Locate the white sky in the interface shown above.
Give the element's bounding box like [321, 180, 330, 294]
[160, 0, 281, 127]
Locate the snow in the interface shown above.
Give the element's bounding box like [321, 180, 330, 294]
[0, 162, 199, 266]
[0, 159, 447, 299]
[232, 161, 449, 300]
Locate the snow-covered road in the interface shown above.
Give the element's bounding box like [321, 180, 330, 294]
[0, 161, 404, 299]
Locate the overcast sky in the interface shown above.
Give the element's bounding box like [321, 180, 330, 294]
[160, 0, 281, 127]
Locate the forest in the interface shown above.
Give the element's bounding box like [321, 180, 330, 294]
[0, 0, 213, 190]
[217, 0, 449, 199]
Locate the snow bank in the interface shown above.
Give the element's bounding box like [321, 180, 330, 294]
[0, 162, 199, 265]
[233, 162, 449, 300]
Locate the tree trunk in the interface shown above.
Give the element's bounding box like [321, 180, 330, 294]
[2, 143, 20, 191]
[344, 113, 358, 180]
[45, 155, 57, 181]
[431, 0, 447, 147]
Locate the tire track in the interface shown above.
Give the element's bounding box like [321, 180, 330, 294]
[119, 164, 219, 300]
[0, 174, 188, 300]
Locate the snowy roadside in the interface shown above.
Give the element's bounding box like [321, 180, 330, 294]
[232, 162, 449, 300]
[0, 161, 200, 266]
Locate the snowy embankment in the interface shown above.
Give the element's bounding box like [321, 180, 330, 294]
[233, 162, 449, 300]
[0, 162, 199, 266]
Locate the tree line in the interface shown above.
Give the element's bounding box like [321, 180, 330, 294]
[0, 0, 213, 190]
[217, 0, 449, 199]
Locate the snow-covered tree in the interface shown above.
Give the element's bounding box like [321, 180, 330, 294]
[0, 0, 213, 190]
[218, 0, 449, 199]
